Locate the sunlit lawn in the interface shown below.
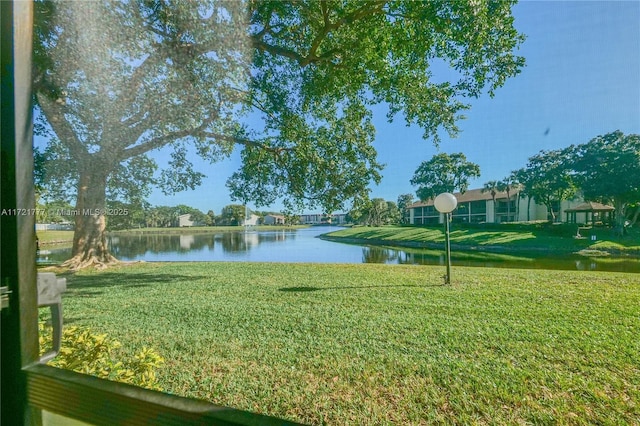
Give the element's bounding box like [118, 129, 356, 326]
[52, 262, 640, 425]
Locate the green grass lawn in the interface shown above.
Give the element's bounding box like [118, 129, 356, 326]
[51, 262, 640, 425]
[323, 225, 640, 255]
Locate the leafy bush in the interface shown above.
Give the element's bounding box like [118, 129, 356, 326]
[39, 322, 164, 390]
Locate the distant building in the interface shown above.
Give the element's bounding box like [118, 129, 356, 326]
[299, 213, 323, 225]
[409, 188, 599, 225]
[35, 223, 74, 231]
[564, 202, 615, 226]
[330, 214, 347, 225]
[264, 214, 285, 225]
[241, 214, 260, 226]
[177, 214, 195, 227]
[299, 213, 347, 225]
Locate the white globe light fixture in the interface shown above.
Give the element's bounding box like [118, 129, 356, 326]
[434, 193, 457, 284]
[434, 193, 457, 214]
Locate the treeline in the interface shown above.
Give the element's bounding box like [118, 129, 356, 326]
[346, 194, 415, 227]
[410, 131, 639, 232]
[34, 201, 287, 231]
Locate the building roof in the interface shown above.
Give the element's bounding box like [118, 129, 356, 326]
[564, 201, 615, 212]
[408, 188, 516, 208]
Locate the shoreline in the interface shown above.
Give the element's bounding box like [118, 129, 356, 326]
[36, 226, 640, 259]
[319, 233, 640, 259]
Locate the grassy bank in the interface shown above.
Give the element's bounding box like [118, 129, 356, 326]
[322, 225, 640, 256]
[52, 262, 640, 425]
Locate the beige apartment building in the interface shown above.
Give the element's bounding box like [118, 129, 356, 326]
[408, 188, 610, 226]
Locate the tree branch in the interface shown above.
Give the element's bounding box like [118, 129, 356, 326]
[121, 117, 213, 159]
[199, 131, 293, 155]
[252, 39, 309, 65]
[36, 92, 89, 160]
[251, 1, 387, 67]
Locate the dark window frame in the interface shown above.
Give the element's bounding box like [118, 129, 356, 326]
[1, 2, 301, 425]
[470, 200, 486, 214]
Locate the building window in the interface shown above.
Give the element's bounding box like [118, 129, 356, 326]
[470, 214, 486, 223]
[452, 216, 468, 224]
[496, 199, 516, 214]
[456, 202, 469, 216]
[470, 200, 486, 214]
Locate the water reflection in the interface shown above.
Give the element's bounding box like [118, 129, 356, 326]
[109, 233, 216, 256]
[362, 246, 400, 264]
[36, 228, 640, 273]
[361, 245, 639, 273]
[575, 259, 598, 271]
[106, 230, 296, 257]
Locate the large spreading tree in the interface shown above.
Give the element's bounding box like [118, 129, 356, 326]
[514, 148, 577, 223]
[410, 152, 481, 201]
[396, 193, 414, 224]
[34, 0, 525, 269]
[350, 198, 399, 227]
[569, 131, 640, 234]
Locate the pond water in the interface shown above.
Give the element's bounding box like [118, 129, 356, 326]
[38, 226, 640, 273]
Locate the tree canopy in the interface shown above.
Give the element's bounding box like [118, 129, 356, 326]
[511, 131, 640, 227]
[568, 131, 640, 233]
[348, 198, 400, 227]
[513, 149, 577, 222]
[34, 0, 525, 268]
[396, 193, 414, 224]
[220, 204, 248, 226]
[410, 152, 480, 201]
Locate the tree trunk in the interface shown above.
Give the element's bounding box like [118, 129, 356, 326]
[491, 195, 496, 223]
[614, 199, 627, 236]
[61, 168, 118, 270]
[629, 206, 640, 228]
[547, 204, 555, 223]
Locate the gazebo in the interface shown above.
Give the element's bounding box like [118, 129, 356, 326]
[565, 201, 615, 226]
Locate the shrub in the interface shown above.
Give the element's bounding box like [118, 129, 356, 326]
[39, 322, 164, 391]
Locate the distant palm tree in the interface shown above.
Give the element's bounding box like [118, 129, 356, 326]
[482, 180, 499, 222]
[497, 178, 516, 222]
[508, 171, 524, 222]
[513, 168, 534, 222]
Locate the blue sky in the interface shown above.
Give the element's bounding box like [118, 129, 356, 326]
[60, 1, 640, 215]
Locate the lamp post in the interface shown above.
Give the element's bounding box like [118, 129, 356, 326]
[434, 192, 457, 285]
